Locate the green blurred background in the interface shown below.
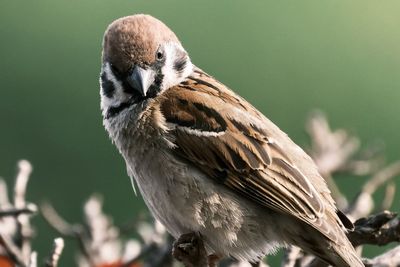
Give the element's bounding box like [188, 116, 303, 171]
[1, 0, 399, 266]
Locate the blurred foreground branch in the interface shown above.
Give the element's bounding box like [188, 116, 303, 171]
[0, 160, 64, 267]
[42, 195, 174, 267]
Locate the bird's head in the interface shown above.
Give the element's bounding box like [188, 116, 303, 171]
[100, 14, 193, 118]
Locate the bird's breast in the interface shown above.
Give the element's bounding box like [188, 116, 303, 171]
[125, 144, 206, 235]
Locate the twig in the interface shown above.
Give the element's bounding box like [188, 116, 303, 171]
[0, 232, 27, 266]
[306, 112, 358, 208]
[13, 160, 34, 262]
[0, 160, 37, 267]
[44, 238, 64, 267]
[381, 182, 396, 211]
[0, 178, 10, 206]
[348, 211, 400, 247]
[28, 251, 37, 267]
[281, 246, 302, 267]
[363, 245, 400, 267]
[13, 160, 32, 209]
[348, 161, 400, 220]
[41, 202, 82, 237]
[0, 204, 38, 217]
[41, 202, 93, 266]
[363, 161, 400, 195]
[306, 111, 360, 177]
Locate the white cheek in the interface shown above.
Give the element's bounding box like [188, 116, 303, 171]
[160, 43, 193, 91]
[100, 63, 131, 114]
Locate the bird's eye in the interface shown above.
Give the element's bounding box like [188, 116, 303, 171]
[156, 51, 164, 61]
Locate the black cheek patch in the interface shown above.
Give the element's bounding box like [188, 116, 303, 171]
[173, 57, 187, 73]
[100, 72, 115, 98]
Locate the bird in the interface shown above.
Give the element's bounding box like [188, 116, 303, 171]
[99, 14, 364, 267]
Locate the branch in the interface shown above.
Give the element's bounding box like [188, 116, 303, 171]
[13, 160, 34, 263]
[42, 195, 174, 267]
[0, 232, 27, 266]
[0, 179, 10, 206]
[28, 251, 37, 267]
[348, 211, 400, 247]
[281, 246, 302, 267]
[41, 202, 93, 266]
[363, 161, 400, 195]
[347, 161, 400, 220]
[0, 204, 37, 217]
[306, 111, 361, 177]
[0, 160, 36, 267]
[306, 112, 385, 211]
[41, 202, 82, 237]
[363, 245, 400, 267]
[381, 182, 396, 211]
[44, 238, 64, 267]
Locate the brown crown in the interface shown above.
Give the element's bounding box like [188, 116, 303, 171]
[102, 14, 180, 73]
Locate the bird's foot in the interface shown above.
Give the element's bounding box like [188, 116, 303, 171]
[172, 232, 212, 267]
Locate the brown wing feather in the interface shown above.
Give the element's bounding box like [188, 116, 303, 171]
[156, 68, 346, 244]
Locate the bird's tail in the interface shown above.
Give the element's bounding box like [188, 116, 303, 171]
[299, 233, 364, 267]
[321, 243, 364, 267]
[332, 237, 364, 267]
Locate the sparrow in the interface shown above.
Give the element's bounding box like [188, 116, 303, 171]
[100, 14, 364, 267]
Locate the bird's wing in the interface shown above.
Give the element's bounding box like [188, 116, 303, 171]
[156, 68, 345, 244]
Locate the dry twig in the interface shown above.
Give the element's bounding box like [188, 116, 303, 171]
[44, 238, 64, 267]
[42, 195, 173, 267]
[0, 160, 35, 267]
[348, 211, 400, 247]
[363, 245, 400, 267]
[0, 160, 65, 267]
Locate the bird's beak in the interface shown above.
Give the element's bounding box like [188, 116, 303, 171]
[127, 66, 155, 97]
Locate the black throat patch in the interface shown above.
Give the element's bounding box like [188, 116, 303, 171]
[104, 71, 164, 120]
[102, 60, 166, 120]
[105, 99, 136, 119]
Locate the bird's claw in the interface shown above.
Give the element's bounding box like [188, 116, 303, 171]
[172, 232, 208, 267]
